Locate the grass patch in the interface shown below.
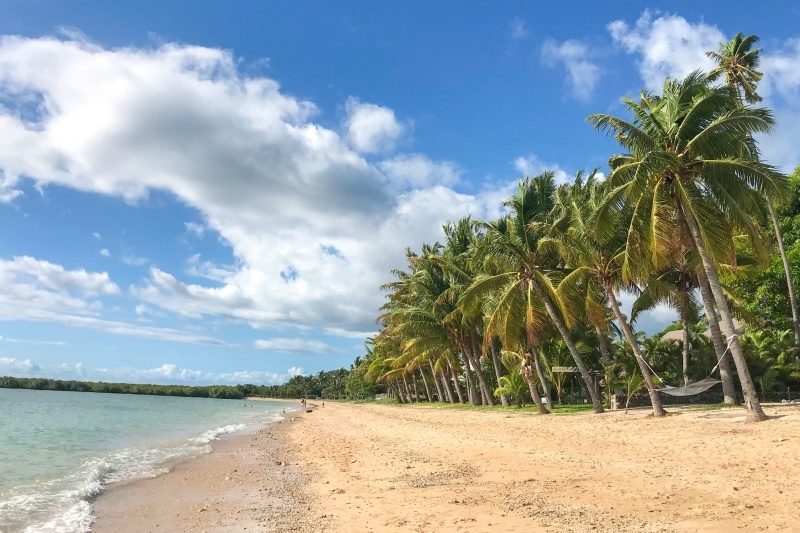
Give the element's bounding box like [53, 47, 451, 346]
[373, 400, 595, 414]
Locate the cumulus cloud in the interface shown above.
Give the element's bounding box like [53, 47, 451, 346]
[254, 337, 339, 353]
[513, 155, 572, 184]
[0, 256, 119, 319]
[608, 10, 721, 91]
[100, 248, 110, 257]
[343, 97, 405, 154]
[0, 34, 518, 341]
[0, 356, 41, 372]
[541, 39, 601, 100]
[378, 153, 462, 189]
[608, 12, 800, 172]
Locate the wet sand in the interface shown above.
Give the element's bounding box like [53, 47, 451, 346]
[92, 402, 800, 532]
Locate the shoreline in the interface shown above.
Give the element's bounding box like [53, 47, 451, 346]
[91, 411, 320, 532]
[92, 401, 800, 532]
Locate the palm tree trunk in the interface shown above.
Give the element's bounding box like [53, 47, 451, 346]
[430, 362, 445, 402]
[489, 336, 510, 406]
[439, 367, 455, 403]
[420, 368, 432, 402]
[595, 325, 613, 364]
[450, 365, 466, 404]
[467, 335, 495, 406]
[697, 270, 738, 404]
[605, 282, 666, 417]
[533, 283, 604, 413]
[678, 196, 767, 422]
[521, 354, 550, 414]
[595, 325, 623, 407]
[682, 305, 691, 387]
[768, 199, 800, 353]
[412, 373, 420, 402]
[391, 382, 404, 403]
[462, 360, 479, 405]
[532, 347, 553, 410]
[402, 376, 412, 403]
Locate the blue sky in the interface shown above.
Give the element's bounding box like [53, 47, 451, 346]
[2, 2, 800, 385]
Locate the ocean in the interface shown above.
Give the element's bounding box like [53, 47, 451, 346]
[0, 388, 288, 532]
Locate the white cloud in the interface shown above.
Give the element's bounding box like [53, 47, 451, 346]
[135, 303, 151, 316]
[0, 356, 41, 372]
[0, 256, 118, 318]
[0, 335, 66, 345]
[510, 18, 528, 40]
[343, 97, 405, 154]
[92, 232, 101, 240]
[608, 10, 722, 91]
[254, 337, 338, 353]
[513, 154, 571, 184]
[0, 35, 518, 340]
[608, 12, 800, 173]
[0, 356, 300, 385]
[378, 153, 462, 189]
[287, 366, 305, 377]
[100, 248, 110, 257]
[122, 255, 148, 266]
[541, 39, 601, 101]
[0, 169, 22, 203]
[184, 221, 205, 237]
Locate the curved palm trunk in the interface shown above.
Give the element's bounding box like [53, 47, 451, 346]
[678, 197, 767, 422]
[681, 302, 691, 387]
[462, 360, 479, 405]
[468, 335, 495, 406]
[439, 367, 456, 403]
[532, 347, 554, 410]
[595, 325, 613, 364]
[419, 369, 432, 402]
[391, 382, 404, 403]
[697, 271, 738, 404]
[402, 375, 413, 403]
[430, 362, 445, 402]
[768, 200, 800, 353]
[595, 325, 624, 406]
[605, 284, 667, 417]
[521, 354, 550, 414]
[449, 365, 466, 404]
[534, 284, 604, 413]
[489, 336, 510, 406]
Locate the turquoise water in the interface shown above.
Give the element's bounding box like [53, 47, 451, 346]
[0, 388, 287, 532]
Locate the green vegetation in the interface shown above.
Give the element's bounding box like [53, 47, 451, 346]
[0, 376, 247, 399]
[0, 369, 364, 400]
[343, 32, 800, 422]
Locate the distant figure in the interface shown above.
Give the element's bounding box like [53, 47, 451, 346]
[322, 402, 325, 408]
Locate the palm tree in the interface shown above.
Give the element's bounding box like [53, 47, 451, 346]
[494, 364, 528, 407]
[462, 173, 604, 413]
[588, 72, 786, 422]
[706, 32, 763, 104]
[706, 32, 800, 352]
[549, 170, 666, 416]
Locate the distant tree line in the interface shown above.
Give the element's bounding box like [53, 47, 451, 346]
[0, 376, 246, 399]
[0, 367, 377, 401]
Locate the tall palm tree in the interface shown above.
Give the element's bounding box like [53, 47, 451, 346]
[550, 174, 666, 416]
[707, 32, 800, 351]
[706, 32, 763, 104]
[588, 72, 786, 422]
[462, 173, 604, 413]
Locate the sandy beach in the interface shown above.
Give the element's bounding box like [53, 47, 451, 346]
[93, 402, 800, 532]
